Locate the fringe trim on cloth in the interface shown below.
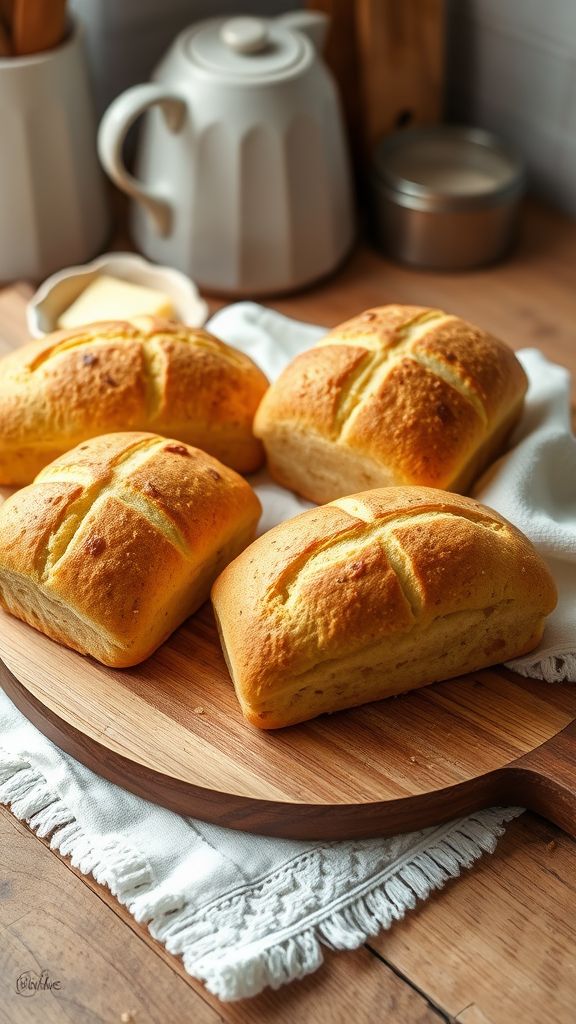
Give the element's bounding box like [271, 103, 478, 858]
[506, 651, 576, 683]
[0, 747, 523, 1002]
[0, 753, 153, 899]
[186, 806, 523, 1000]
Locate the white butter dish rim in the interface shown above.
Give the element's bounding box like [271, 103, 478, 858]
[26, 252, 209, 338]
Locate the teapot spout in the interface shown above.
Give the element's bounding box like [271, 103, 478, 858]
[275, 11, 329, 53]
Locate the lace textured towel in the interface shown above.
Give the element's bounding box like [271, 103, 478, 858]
[0, 302, 573, 1002]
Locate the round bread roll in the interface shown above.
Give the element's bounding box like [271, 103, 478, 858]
[0, 432, 262, 667]
[0, 316, 268, 485]
[254, 304, 528, 502]
[212, 486, 557, 729]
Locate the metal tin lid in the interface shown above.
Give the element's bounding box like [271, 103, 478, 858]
[184, 16, 308, 82]
[372, 126, 525, 211]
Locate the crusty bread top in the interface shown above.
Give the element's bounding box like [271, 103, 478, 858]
[0, 432, 261, 647]
[0, 316, 268, 453]
[254, 305, 528, 488]
[211, 486, 557, 692]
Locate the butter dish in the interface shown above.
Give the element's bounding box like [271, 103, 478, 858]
[26, 252, 209, 337]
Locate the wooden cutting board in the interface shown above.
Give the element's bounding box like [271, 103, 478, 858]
[0, 605, 575, 840]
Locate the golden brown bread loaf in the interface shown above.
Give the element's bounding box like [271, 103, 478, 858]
[212, 487, 557, 729]
[0, 432, 261, 667]
[0, 317, 268, 485]
[254, 305, 528, 502]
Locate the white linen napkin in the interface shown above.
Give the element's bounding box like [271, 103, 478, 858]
[473, 348, 576, 680]
[0, 302, 573, 1003]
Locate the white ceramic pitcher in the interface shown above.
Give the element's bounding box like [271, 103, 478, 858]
[97, 12, 354, 295]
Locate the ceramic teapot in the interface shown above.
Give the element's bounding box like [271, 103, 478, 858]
[97, 12, 354, 296]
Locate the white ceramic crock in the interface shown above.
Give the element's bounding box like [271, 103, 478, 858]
[0, 20, 109, 283]
[97, 12, 354, 296]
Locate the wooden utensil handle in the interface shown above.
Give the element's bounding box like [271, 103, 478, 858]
[12, 0, 67, 55]
[503, 722, 576, 837]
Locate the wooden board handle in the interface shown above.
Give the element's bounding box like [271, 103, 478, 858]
[503, 722, 576, 837]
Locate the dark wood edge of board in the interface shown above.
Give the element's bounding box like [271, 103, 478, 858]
[2, 657, 575, 840]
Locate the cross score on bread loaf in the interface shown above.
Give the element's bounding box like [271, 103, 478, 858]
[212, 487, 557, 729]
[0, 317, 268, 485]
[0, 432, 261, 667]
[254, 306, 528, 503]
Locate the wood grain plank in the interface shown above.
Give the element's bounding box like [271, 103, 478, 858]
[368, 814, 576, 1024]
[0, 806, 447, 1024]
[355, 0, 444, 144]
[500, 720, 576, 838]
[0, 807, 224, 1024]
[455, 1007, 497, 1024]
[308, 0, 444, 176]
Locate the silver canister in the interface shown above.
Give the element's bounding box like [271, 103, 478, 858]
[370, 126, 526, 270]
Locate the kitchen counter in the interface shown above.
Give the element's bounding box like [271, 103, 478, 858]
[0, 199, 575, 1024]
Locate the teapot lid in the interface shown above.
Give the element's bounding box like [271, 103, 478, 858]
[184, 17, 310, 82]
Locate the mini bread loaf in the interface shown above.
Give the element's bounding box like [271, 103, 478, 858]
[0, 317, 268, 485]
[0, 432, 261, 667]
[212, 487, 557, 729]
[254, 305, 528, 502]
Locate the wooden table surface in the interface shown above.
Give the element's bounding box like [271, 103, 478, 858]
[0, 201, 575, 1024]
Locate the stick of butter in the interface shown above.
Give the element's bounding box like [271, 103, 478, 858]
[57, 275, 174, 329]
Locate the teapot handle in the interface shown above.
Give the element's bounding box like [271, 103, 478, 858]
[275, 11, 329, 52]
[98, 84, 186, 237]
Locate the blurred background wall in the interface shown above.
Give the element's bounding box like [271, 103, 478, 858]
[445, 0, 576, 215]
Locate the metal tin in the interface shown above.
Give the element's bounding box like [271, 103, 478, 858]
[370, 126, 526, 270]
